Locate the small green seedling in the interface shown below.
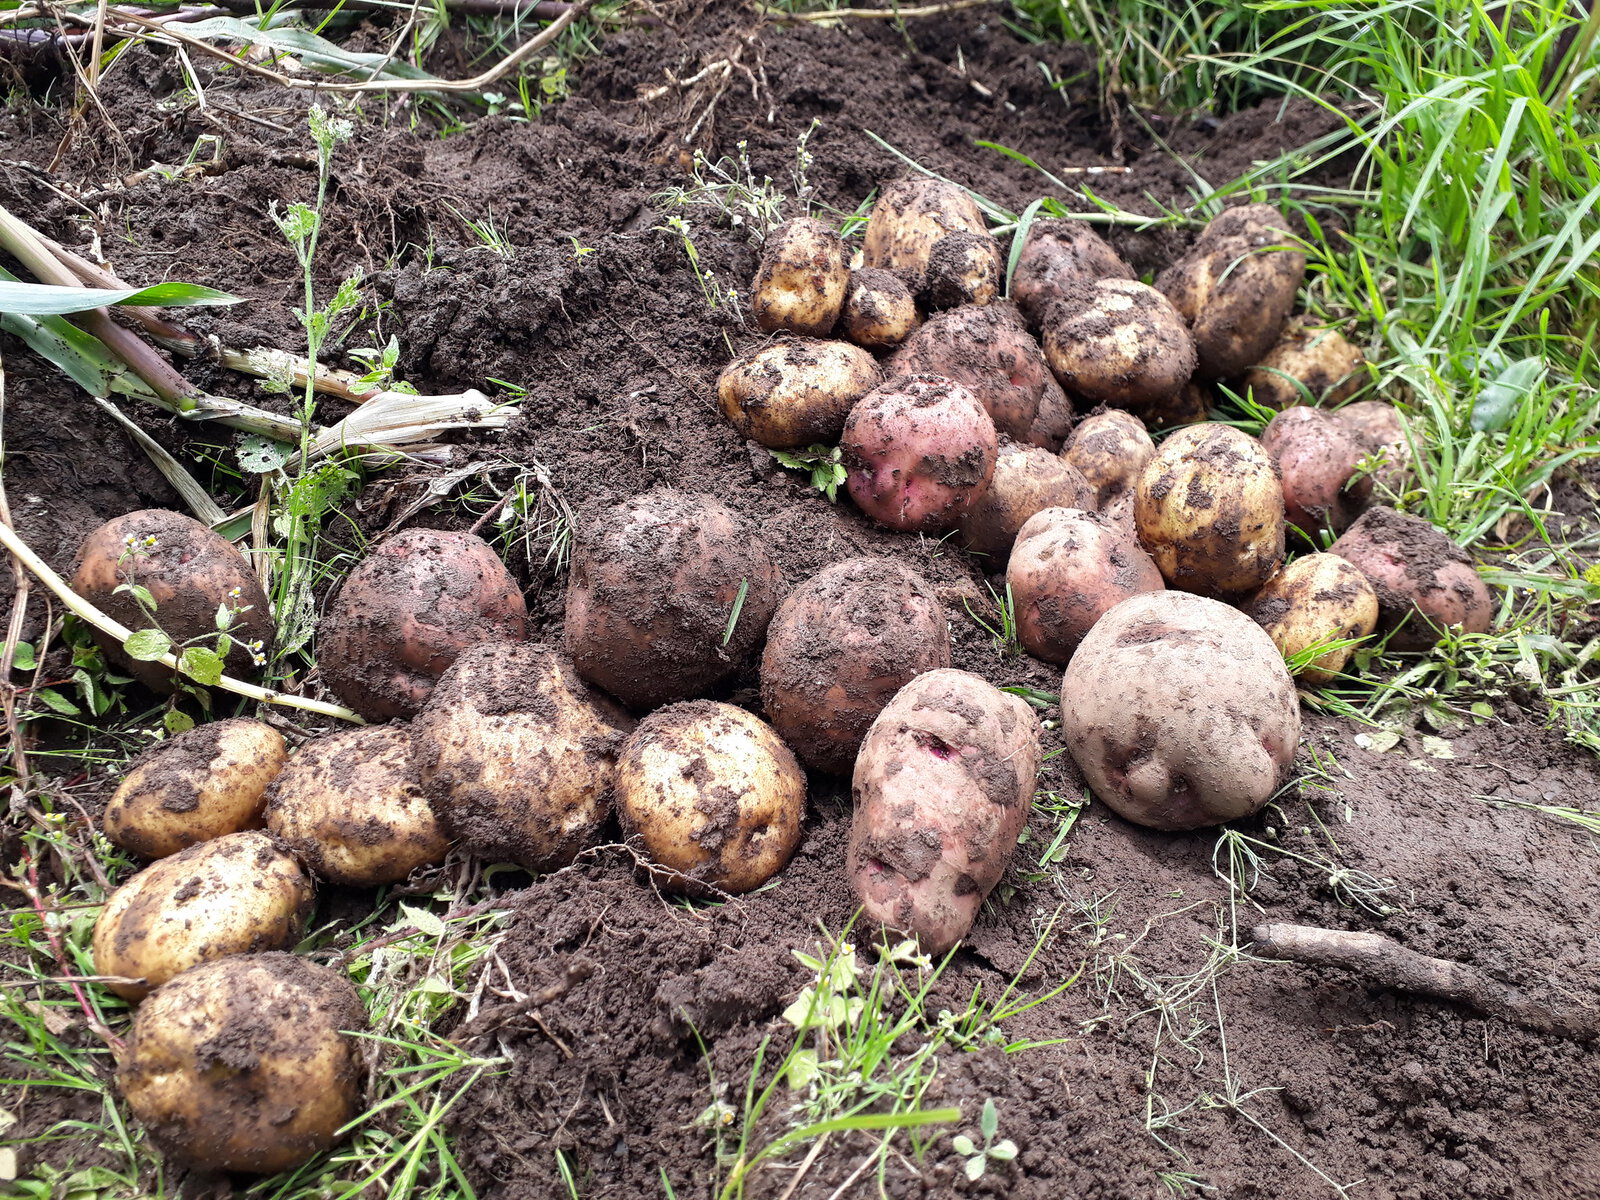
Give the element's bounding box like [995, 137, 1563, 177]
[952, 1099, 1017, 1180]
[769, 445, 848, 502]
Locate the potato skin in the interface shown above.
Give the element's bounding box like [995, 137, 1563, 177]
[886, 303, 1055, 441]
[750, 217, 848, 337]
[1328, 507, 1492, 651]
[1007, 507, 1165, 663]
[848, 670, 1041, 955]
[1040, 279, 1198, 421]
[1243, 318, 1366, 410]
[265, 725, 448, 887]
[1061, 592, 1301, 830]
[615, 701, 805, 895]
[70, 509, 274, 692]
[1063, 409, 1155, 508]
[1260, 406, 1373, 536]
[1332, 400, 1413, 497]
[862, 178, 987, 279]
[1134, 423, 1286, 599]
[564, 490, 781, 709]
[1245, 553, 1378, 686]
[840, 268, 922, 348]
[320, 529, 527, 722]
[103, 718, 286, 859]
[411, 642, 633, 870]
[759, 558, 951, 776]
[92, 831, 312, 1001]
[1026, 372, 1077, 451]
[922, 231, 1004, 310]
[1011, 218, 1134, 330]
[119, 953, 364, 1174]
[957, 442, 1094, 561]
[842, 374, 998, 533]
[717, 339, 881, 449]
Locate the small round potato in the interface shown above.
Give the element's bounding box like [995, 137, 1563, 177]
[1246, 553, 1379, 686]
[861, 178, 987, 279]
[1011, 218, 1134, 330]
[840, 268, 922, 348]
[92, 831, 312, 1001]
[1332, 400, 1413, 497]
[750, 217, 849, 337]
[922, 231, 1004, 309]
[615, 701, 805, 895]
[103, 718, 286, 859]
[1243, 318, 1367, 410]
[1260, 406, 1373, 537]
[956, 441, 1094, 561]
[1063, 409, 1156, 507]
[265, 725, 448, 887]
[1040, 279, 1198, 421]
[717, 339, 881, 449]
[119, 953, 364, 1174]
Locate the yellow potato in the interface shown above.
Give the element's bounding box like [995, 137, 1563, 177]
[1245, 553, 1378, 686]
[922, 231, 1003, 309]
[1040, 279, 1197, 421]
[1243, 317, 1367, 410]
[717, 338, 881, 449]
[839, 268, 922, 348]
[1063, 409, 1155, 507]
[861, 178, 986, 279]
[750, 217, 848, 337]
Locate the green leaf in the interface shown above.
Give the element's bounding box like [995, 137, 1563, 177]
[951, 1135, 976, 1156]
[216, 602, 234, 632]
[34, 688, 81, 716]
[785, 1048, 819, 1091]
[178, 646, 224, 687]
[164, 709, 195, 735]
[0, 279, 240, 316]
[237, 433, 295, 474]
[1470, 356, 1543, 432]
[11, 641, 35, 671]
[399, 902, 446, 939]
[981, 1098, 998, 1140]
[965, 1157, 986, 1181]
[989, 1139, 1017, 1162]
[123, 629, 172, 661]
[114, 582, 158, 611]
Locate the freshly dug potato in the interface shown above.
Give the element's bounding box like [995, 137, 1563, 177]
[564, 490, 781, 709]
[103, 718, 286, 859]
[1011, 218, 1134, 330]
[717, 339, 881, 448]
[750, 217, 848, 338]
[1329, 507, 1493, 651]
[1063, 409, 1156, 507]
[412, 642, 633, 869]
[840, 268, 922, 348]
[1332, 400, 1413, 496]
[1145, 380, 1213, 430]
[1101, 489, 1137, 540]
[759, 558, 951, 775]
[1156, 203, 1306, 381]
[1007, 507, 1165, 663]
[861, 178, 987, 279]
[265, 725, 448, 887]
[119, 953, 364, 1174]
[1243, 318, 1366, 409]
[957, 441, 1094, 560]
[887, 303, 1056, 440]
[1061, 591, 1301, 830]
[615, 701, 805, 894]
[1135, 423, 1286, 598]
[842, 374, 998, 533]
[92, 831, 312, 1001]
[319, 529, 527, 722]
[922, 231, 1004, 310]
[1026, 372, 1076, 451]
[1260, 406, 1373, 537]
[1039, 279, 1198, 422]
[848, 670, 1041, 955]
[1246, 552, 1379, 686]
[70, 509, 274, 692]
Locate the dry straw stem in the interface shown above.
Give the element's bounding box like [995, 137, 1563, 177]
[766, 0, 996, 19]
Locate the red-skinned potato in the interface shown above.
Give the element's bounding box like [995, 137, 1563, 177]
[1063, 409, 1155, 508]
[750, 217, 848, 337]
[1332, 400, 1414, 497]
[1061, 591, 1301, 830]
[887, 303, 1056, 441]
[1244, 318, 1367, 410]
[956, 441, 1094, 561]
[717, 339, 881, 449]
[319, 529, 527, 721]
[759, 558, 951, 775]
[1026, 372, 1077, 451]
[840, 269, 922, 348]
[1040, 279, 1198, 422]
[848, 669, 1041, 955]
[862, 178, 987, 280]
[1245, 552, 1378, 686]
[1329, 507, 1492, 651]
[1260, 406, 1373, 537]
[922, 231, 1004, 310]
[842, 374, 998, 533]
[1011, 218, 1134, 330]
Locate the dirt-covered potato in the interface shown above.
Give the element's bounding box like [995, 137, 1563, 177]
[615, 701, 805, 894]
[70, 509, 274, 692]
[412, 642, 633, 869]
[319, 529, 527, 722]
[842, 374, 998, 533]
[840, 268, 922, 348]
[1260, 406, 1373, 537]
[848, 669, 1041, 954]
[1102, 489, 1137, 539]
[1332, 400, 1414, 496]
[119, 953, 364, 1173]
[759, 558, 951, 775]
[1061, 591, 1301, 830]
[1011, 218, 1134, 330]
[102, 718, 286, 859]
[1245, 553, 1379, 686]
[1135, 423, 1286, 598]
[750, 217, 848, 337]
[1039, 279, 1198, 422]
[1243, 318, 1367, 409]
[861, 178, 987, 279]
[1329, 507, 1493, 651]
[92, 831, 312, 1001]
[717, 339, 881, 448]
[957, 441, 1094, 561]
[1063, 409, 1156, 507]
[1026, 372, 1077, 451]
[922, 231, 1004, 309]
[1156, 203, 1306, 381]
[265, 725, 448, 887]
[564, 489, 781, 708]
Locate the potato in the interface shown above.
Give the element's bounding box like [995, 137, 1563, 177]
[615, 701, 804, 895]
[412, 642, 633, 869]
[717, 339, 881, 448]
[841, 374, 998, 533]
[564, 490, 781, 708]
[957, 441, 1094, 561]
[265, 725, 448, 887]
[92, 831, 312, 1001]
[861, 178, 987, 279]
[1039, 279, 1198, 422]
[750, 217, 848, 338]
[1156, 203, 1306, 381]
[1102, 489, 1137, 539]
[119, 953, 363, 1174]
[1134, 423, 1286, 598]
[886, 303, 1056, 441]
[1260, 406, 1373, 537]
[102, 718, 285, 859]
[1146, 380, 1213, 430]
[1026, 371, 1076, 451]
[70, 509, 274, 692]
[1061, 591, 1301, 830]
[1332, 400, 1413, 497]
[848, 669, 1041, 954]
[760, 558, 951, 775]
[1243, 318, 1366, 410]
[1245, 552, 1378, 686]
[1063, 409, 1155, 507]
[840, 268, 922, 348]
[1328, 507, 1493, 651]
[1007, 507, 1165, 663]
[922, 231, 1004, 310]
[319, 529, 527, 722]
[1011, 218, 1134, 330]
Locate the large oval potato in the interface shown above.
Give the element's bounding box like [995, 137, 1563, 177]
[1331, 400, 1413, 498]
[1245, 552, 1378, 686]
[750, 217, 848, 337]
[1063, 408, 1156, 508]
[102, 718, 286, 859]
[887, 303, 1057, 441]
[1061, 591, 1301, 830]
[1039, 279, 1197, 421]
[759, 558, 951, 775]
[956, 442, 1094, 561]
[1243, 318, 1367, 410]
[840, 268, 922, 348]
[717, 339, 881, 449]
[922, 231, 1004, 310]
[1011, 218, 1133, 330]
[92, 831, 312, 1001]
[862, 178, 987, 279]
[1260, 406, 1373, 537]
[848, 670, 1041, 955]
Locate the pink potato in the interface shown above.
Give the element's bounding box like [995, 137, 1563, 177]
[848, 669, 1041, 955]
[1260, 406, 1373, 537]
[1331, 400, 1414, 497]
